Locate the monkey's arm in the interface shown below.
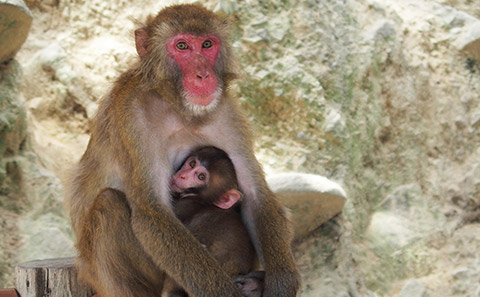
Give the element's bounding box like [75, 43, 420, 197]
[243, 189, 300, 297]
[233, 156, 301, 297]
[210, 103, 301, 297]
[128, 200, 242, 297]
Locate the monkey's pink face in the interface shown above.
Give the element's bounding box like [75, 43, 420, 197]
[170, 156, 210, 193]
[167, 33, 221, 109]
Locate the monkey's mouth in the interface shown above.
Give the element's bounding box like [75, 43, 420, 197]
[188, 93, 217, 106]
[183, 88, 221, 115]
[182, 71, 219, 106]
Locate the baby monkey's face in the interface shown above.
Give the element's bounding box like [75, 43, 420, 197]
[170, 156, 210, 193]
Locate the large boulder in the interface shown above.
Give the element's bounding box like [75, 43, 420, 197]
[0, 0, 32, 64]
[456, 21, 480, 61]
[267, 172, 347, 240]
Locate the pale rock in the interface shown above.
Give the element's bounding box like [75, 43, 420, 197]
[472, 112, 480, 128]
[365, 19, 396, 42]
[243, 27, 268, 43]
[465, 163, 480, 194]
[19, 214, 75, 261]
[382, 183, 422, 211]
[267, 172, 347, 240]
[452, 267, 470, 280]
[268, 14, 290, 41]
[397, 279, 427, 297]
[455, 117, 467, 129]
[367, 1, 386, 14]
[367, 211, 414, 248]
[433, 3, 476, 29]
[27, 44, 97, 118]
[213, 0, 238, 14]
[455, 21, 480, 61]
[0, 0, 32, 63]
[325, 106, 345, 133]
[296, 131, 308, 140]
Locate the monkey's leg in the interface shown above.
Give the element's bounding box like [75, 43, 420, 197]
[76, 188, 165, 297]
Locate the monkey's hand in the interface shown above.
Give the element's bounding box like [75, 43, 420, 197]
[235, 271, 265, 297]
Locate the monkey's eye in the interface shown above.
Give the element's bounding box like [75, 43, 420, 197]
[198, 173, 206, 181]
[202, 40, 213, 48]
[176, 42, 189, 50]
[189, 160, 196, 168]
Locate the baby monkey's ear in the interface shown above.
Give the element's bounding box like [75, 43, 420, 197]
[214, 189, 241, 209]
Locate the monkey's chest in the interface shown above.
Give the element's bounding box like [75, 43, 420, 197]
[163, 117, 228, 166]
[164, 125, 207, 170]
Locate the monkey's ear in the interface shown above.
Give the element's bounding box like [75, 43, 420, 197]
[135, 28, 148, 57]
[214, 189, 241, 209]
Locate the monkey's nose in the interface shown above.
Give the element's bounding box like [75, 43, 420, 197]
[196, 73, 210, 80]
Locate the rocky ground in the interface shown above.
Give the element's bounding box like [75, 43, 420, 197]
[1, 0, 480, 296]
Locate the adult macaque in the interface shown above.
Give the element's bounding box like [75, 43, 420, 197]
[163, 146, 263, 297]
[68, 4, 299, 297]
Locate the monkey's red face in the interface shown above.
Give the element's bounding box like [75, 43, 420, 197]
[170, 156, 210, 193]
[167, 33, 221, 110]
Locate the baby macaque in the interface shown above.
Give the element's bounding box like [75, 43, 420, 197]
[163, 146, 264, 297]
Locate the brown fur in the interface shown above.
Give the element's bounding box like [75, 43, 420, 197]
[180, 147, 240, 203]
[163, 200, 255, 297]
[163, 146, 257, 297]
[67, 4, 300, 297]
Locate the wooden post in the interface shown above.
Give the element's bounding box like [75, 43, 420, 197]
[0, 288, 19, 297]
[15, 257, 94, 297]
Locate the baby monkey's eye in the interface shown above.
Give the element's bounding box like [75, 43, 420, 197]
[189, 160, 196, 168]
[198, 173, 206, 181]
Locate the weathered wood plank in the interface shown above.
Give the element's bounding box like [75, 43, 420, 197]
[15, 257, 94, 297]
